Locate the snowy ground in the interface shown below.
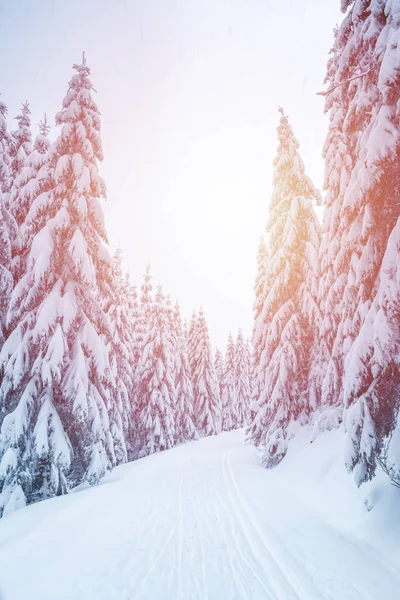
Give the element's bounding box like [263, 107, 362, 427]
[0, 429, 399, 600]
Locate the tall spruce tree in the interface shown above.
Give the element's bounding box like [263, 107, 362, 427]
[248, 109, 321, 467]
[234, 330, 251, 427]
[187, 311, 199, 377]
[8, 116, 51, 283]
[317, 1, 400, 485]
[0, 100, 15, 348]
[9, 102, 32, 186]
[103, 248, 134, 464]
[192, 309, 221, 436]
[131, 265, 153, 453]
[344, 219, 400, 486]
[174, 303, 198, 444]
[0, 56, 115, 516]
[0, 99, 11, 196]
[251, 237, 268, 405]
[314, 0, 400, 421]
[214, 347, 224, 402]
[135, 286, 175, 457]
[221, 332, 237, 431]
[132, 264, 152, 373]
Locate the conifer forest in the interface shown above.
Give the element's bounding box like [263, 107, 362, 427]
[0, 1, 400, 599]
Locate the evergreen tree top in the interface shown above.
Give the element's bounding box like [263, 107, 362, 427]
[225, 331, 236, 369]
[155, 284, 165, 305]
[38, 114, 50, 137]
[55, 55, 104, 164]
[113, 248, 123, 275]
[10, 101, 32, 175]
[0, 99, 7, 119]
[14, 101, 31, 130]
[34, 115, 51, 155]
[140, 264, 153, 306]
[272, 108, 321, 208]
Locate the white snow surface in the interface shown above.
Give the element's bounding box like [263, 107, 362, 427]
[0, 428, 399, 600]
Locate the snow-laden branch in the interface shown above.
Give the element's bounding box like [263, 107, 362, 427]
[317, 67, 370, 97]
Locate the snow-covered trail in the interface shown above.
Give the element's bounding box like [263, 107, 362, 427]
[0, 430, 399, 600]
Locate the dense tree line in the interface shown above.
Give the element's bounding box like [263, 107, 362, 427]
[249, 0, 400, 487]
[0, 57, 251, 517]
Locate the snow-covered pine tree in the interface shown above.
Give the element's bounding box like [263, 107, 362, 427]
[132, 264, 153, 371]
[214, 347, 224, 401]
[248, 109, 321, 467]
[187, 311, 199, 377]
[0, 199, 16, 349]
[0, 100, 16, 349]
[8, 102, 32, 186]
[0, 56, 115, 516]
[192, 309, 221, 436]
[165, 293, 178, 390]
[344, 218, 400, 486]
[135, 286, 175, 457]
[221, 332, 237, 431]
[0, 100, 12, 196]
[247, 338, 254, 398]
[315, 0, 400, 421]
[124, 272, 138, 321]
[174, 302, 198, 444]
[103, 248, 135, 464]
[130, 265, 153, 454]
[251, 237, 268, 406]
[234, 329, 251, 428]
[8, 115, 51, 283]
[321, 1, 400, 485]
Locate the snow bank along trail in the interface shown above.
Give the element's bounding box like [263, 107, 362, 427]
[0, 428, 399, 600]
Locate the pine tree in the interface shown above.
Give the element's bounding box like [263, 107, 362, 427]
[192, 309, 221, 436]
[132, 264, 152, 372]
[234, 330, 251, 427]
[214, 347, 224, 401]
[174, 304, 198, 444]
[124, 272, 137, 321]
[251, 237, 268, 401]
[131, 265, 153, 454]
[0, 202, 16, 348]
[104, 248, 134, 464]
[187, 311, 199, 377]
[8, 115, 51, 283]
[248, 109, 321, 467]
[221, 332, 237, 431]
[344, 218, 400, 486]
[0, 99, 12, 196]
[0, 100, 15, 348]
[320, 1, 400, 485]
[135, 286, 175, 457]
[315, 1, 400, 418]
[0, 56, 115, 516]
[9, 102, 32, 185]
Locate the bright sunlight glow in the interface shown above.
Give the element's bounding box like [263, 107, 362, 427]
[0, 0, 342, 348]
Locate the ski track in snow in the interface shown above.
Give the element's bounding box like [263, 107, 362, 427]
[0, 429, 399, 600]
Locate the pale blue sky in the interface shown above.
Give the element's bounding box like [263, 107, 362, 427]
[0, 0, 342, 349]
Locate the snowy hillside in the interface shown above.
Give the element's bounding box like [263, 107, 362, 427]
[0, 429, 399, 600]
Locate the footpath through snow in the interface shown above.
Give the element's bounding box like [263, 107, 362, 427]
[0, 428, 399, 600]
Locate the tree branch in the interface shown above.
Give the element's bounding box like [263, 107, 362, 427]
[317, 68, 370, 97]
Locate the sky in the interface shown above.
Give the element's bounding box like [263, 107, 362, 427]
[0, 0, 343, 350]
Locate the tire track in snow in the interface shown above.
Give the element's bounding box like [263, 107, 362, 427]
[224, 448, 325, 600]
